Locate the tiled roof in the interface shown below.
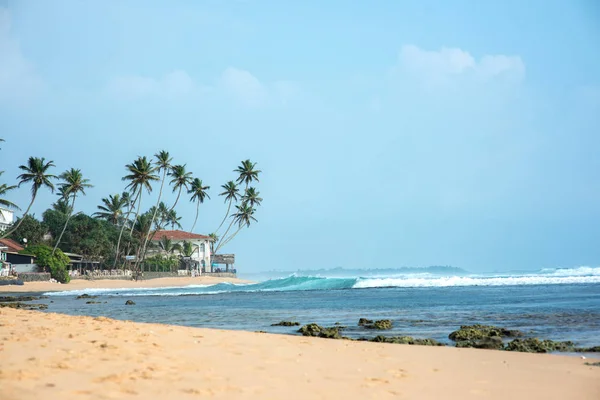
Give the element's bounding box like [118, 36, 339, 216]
[151, 230, 211, 241]
[0, 238, 24, 253]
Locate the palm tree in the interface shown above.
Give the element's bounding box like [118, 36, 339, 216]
[235, 159, 261, 189]
[243, 187, 263, 208]
[157, 236, 182, 254]
[188, 178, 210, 233]
[208, 232, 218, 256]
[168, 164, 193, 211]
[215, 203, 257, 253]
[0, 172, 20, 212]
[52, 197, 73, 215]
[166, 209, 182, 229]
[113, 156, 159, 267]
[138, 151, 172, 269]
[215, 181, 239, 234]
[93, 193, 128, 225]
[1, 157, 56, 239]
[52, 168, 93, 255]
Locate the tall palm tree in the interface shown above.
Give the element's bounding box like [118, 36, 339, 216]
[93, 193, 128, 225]
[52, 169, 93, 255]
[113, 156, 159, 267]
[215, 203, 257, 253]
[157, 236, 182, 254]
[188, 178, 210, 233]
[235, 159, 261, 189]
[52, 197, 73, 215]
[1, 157, 56, 239]
[243, 187, 263, 208]
[208, 232, 218, 256]
[138, 151, 172, 269]
[166, 209, 182, 229]
[168, 164, 192, 211]
[215, 181, 239, 234]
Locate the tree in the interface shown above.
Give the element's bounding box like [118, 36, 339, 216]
[243, 187, 263, 208]
[168, 164, 192, 211]
[21, 244, 71, 283]
[165, 209, 182, 229]
[7, 214, 46, 245]
[138, 151, 172, 270]
[52, 168, 93, 255]
[215, 202, 257, 253]
[113, 156, 158, 267]
[93, 193, 128, 225]
[1, 157, 56, 239]
[0, 172, 19, 211]
[215, 181, 239, 234]
[234, 159, 261, 189]
[156, 236, 182, 254]
[188, 178, 210, 233]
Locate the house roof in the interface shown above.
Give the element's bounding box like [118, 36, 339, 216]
[0, 238, 24, 253]
[151, 230, 211, 241]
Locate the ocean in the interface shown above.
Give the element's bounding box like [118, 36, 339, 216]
[34, 266, 600, 350]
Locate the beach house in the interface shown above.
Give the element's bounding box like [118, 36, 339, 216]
[148, 230, 213, 272]
[0, 207, 14, 232]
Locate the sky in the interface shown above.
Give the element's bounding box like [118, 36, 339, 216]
[0, 0, 599, 273]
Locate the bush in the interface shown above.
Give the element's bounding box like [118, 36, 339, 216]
[143, 254, 179, 272]
[20, 245, 71, 284]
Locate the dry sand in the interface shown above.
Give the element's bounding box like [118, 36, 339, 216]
[0, 276, 251, 293]
[0, 308, 598, 400]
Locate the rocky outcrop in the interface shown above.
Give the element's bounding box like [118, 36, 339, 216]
[0, 302, 48, 310]
[125, 300, 136, 305]
[298, 324, 342, 339]
[0, 296, 42, 302]
[359, 319, 393, 330]
[271, 321, 300, 326]
[455, 336, 504, 350]
[505, 338, 575, 353]
[449, 324, 523, 342]
[76, 294, 97, 300]
[369, 335, 444, 346]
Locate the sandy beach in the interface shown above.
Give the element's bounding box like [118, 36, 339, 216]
[0, 308, 598, 400]
[0, 276, 251, 293]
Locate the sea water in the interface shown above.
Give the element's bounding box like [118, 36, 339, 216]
[34, 266, 600, 349]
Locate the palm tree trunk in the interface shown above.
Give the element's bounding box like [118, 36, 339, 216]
[190, 201, 200, 233]
[137, 169, 167, 270]
[215, 199, 232, 234]
[52, 195, 76, 256]
[170, 187, 182, 212]
[215, 218, 236, 254]
[0, 193, 36, 240]
[113, 189, 140, 268]
[215, 225, 243, 253]
[129, 191, 143, 235]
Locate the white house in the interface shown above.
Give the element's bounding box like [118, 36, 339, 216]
[149, 230, 213, 272]
[0, 207, 14, 232]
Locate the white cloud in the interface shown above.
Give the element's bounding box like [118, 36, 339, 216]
[397, 45, 525, 87]
[0, 8, 44, 104]
[106, 70, 196, 100]
[220, 67, 268, 107]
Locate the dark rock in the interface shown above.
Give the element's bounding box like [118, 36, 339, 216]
[449, 324, 523, 341]
[86, 301, 102, 304]
[297, 323, 342, 339]
[364, 319, 393, 330]
[585, 362, 600, 367]
[505, 338, 575, 353]
[0, 302, 48, 310]
[456, 336, 504, 350]
[370, 335, 443, 346]
[271, 321, 300, 326]
[76, 294, 97, 300]
[358, 318, 374, 326]
[575, 346, 600, 352]
[125, 300, 136, 305]
[0, 296, 41, 302]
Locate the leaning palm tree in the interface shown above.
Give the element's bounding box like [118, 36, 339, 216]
[93, 193, 128, 225]
[188, 178, 210, 233]
[113, 156, 159, 267]
[243, 187, 263, 208]
[166, 209, 182, 229]
[157, 236, 182, 254]
[1, 157, 56, 239]
[138, 151, 173, 270]
[215, 181, 239, 234]
[235, 159, 261, 189]
[208, 232, 218, 256]
[168, 164, 193, 211]
[52, 168, 93, 255]
[215, 203, 257, 253]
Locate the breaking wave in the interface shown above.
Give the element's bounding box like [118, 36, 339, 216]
[44, 266, 600, 297]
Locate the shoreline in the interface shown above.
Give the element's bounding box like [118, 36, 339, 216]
[0, 308, 598, 399]
[0, 276, 253, 293]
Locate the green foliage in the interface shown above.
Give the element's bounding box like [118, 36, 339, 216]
[42, 208, 68, 239]
[20, 244, 71, 283]
[8, 215, 47, 245]
[143, 254, 179, 272]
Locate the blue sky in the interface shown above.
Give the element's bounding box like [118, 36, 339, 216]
[0, 0, 599, 272]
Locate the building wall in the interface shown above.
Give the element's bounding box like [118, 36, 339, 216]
[0, 208, 14, 232]
[148, 238, 213, 272]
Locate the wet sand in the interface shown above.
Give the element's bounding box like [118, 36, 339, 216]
[0, 308, 598, 399]
[0, 276, 251, 293]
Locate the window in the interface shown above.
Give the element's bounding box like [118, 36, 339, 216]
[200, 243, 205, 252]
